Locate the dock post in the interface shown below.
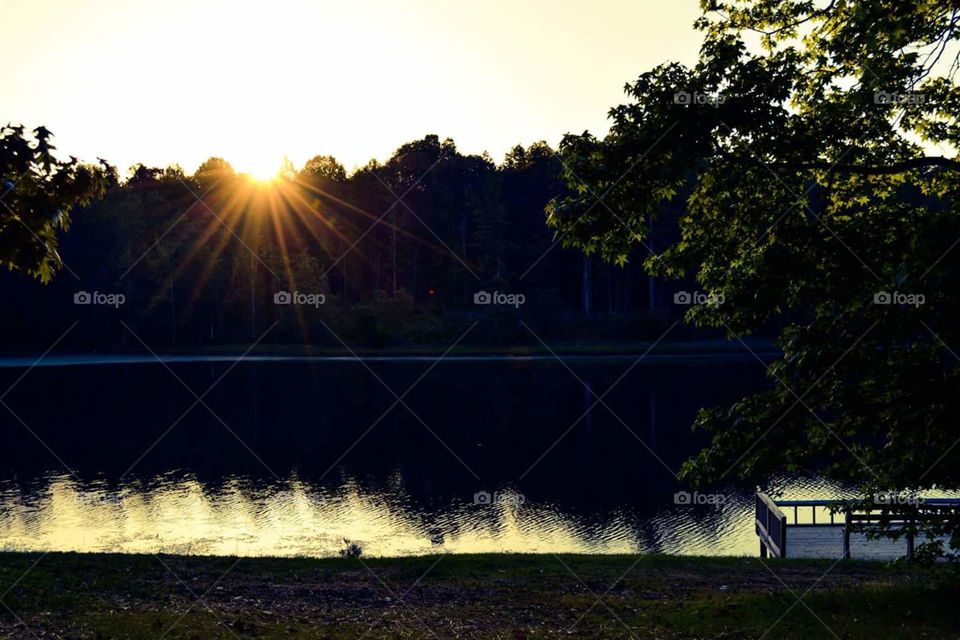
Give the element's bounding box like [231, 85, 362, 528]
[842, 509, 851, 560]
[779, 516, 787, 558]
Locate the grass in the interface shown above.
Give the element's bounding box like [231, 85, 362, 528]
[0, 552, 957, 638]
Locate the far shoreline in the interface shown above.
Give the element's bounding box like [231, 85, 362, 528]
[0, 337, 780, 367]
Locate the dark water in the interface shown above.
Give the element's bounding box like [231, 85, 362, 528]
[0, 354, 844, 557]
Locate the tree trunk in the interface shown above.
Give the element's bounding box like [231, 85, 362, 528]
[647, 212, 656, 310]
[391, 212, 398, 296]
[170, 275, 177, 346]
[249, 254, 255, 340]
[624, 265, 630, 312]
[411, 245, 420, 297]
[607, 268, 614, 314]
[582, 256, 591, 315]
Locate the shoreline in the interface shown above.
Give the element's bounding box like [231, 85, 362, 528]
[0, 338, 780, 367]
[0, 551, 954, 638]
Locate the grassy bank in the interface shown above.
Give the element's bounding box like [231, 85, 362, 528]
[0, 552, 956, 639]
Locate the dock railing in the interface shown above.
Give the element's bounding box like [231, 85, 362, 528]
[844, 499, 960, 559]
[755, 491, 787, 557]
[757, 490, 960, 559]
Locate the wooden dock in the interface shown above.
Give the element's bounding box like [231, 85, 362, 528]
[756, 491, 959, 560]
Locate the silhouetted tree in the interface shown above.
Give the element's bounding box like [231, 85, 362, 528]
[550, 0, 960, 552]
[0, 125, 106, 282]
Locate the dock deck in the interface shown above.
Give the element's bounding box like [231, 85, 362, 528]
[755, 491, 959, 560]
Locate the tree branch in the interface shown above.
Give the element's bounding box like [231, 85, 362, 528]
[733, 155, 960, 175]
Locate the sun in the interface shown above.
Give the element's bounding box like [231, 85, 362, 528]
[233, 154, 284, 182]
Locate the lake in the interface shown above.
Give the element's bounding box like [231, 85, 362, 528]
[0, 354, 849, 557]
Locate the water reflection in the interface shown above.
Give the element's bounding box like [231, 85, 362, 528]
[0, 471, 857, 557]
[0, 356, 827, 557]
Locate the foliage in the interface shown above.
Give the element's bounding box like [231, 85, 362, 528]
[0, 125, 106, 282]
[548, 0, 960, 544]
[2, 132, 674, 350]
[300, 155, 347, 183]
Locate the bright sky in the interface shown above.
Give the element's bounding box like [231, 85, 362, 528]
[2, 0, 703, 177]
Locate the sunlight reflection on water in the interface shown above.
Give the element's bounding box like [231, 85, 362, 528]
[0, 472, 860, 557]
[0, 358, 894, 558]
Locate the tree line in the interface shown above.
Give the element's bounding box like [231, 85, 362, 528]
[0, 130, 701, 350]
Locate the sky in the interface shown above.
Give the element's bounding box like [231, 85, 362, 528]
[2, 0, 704, 177]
